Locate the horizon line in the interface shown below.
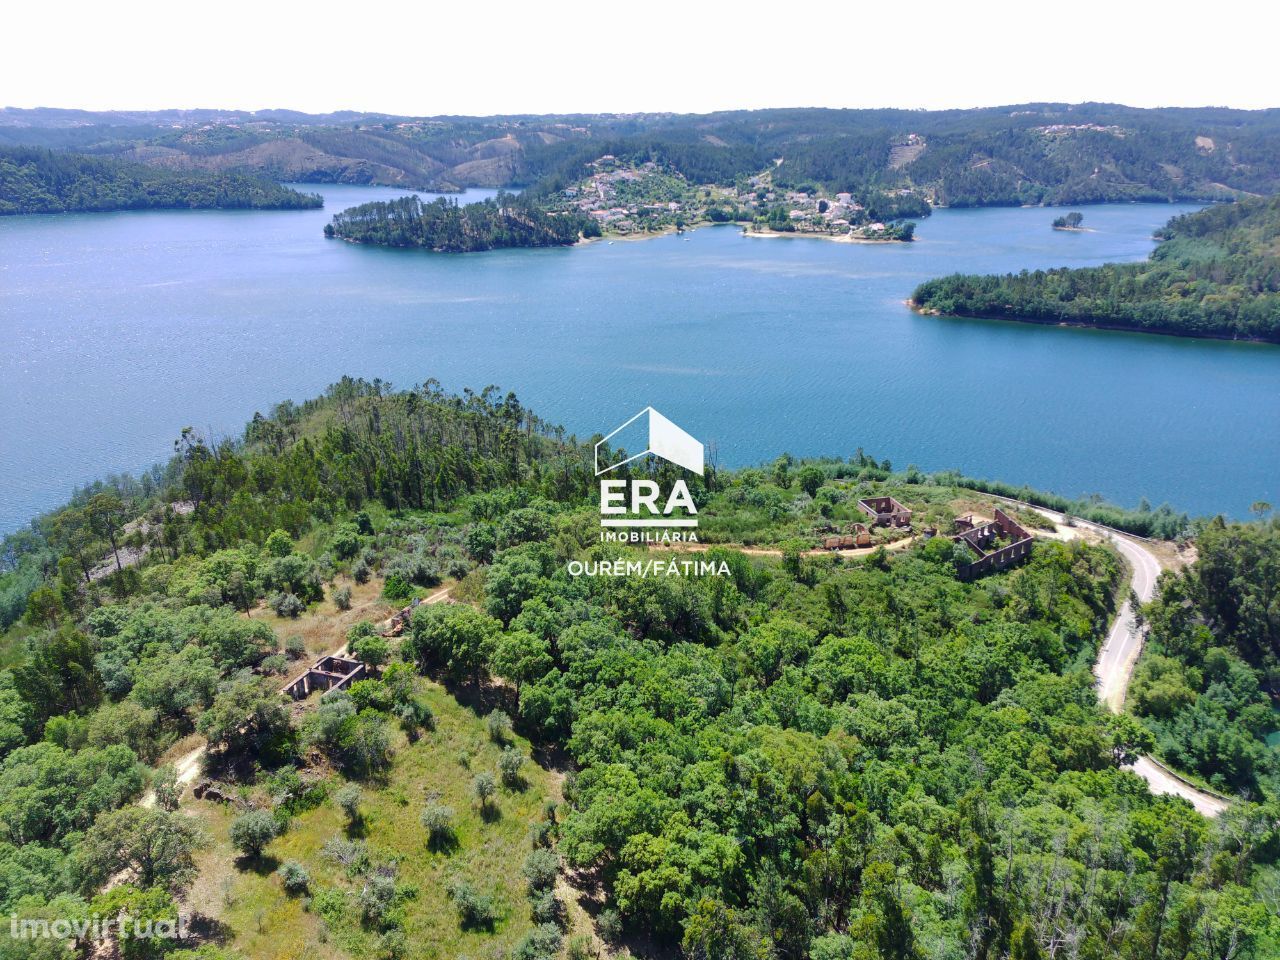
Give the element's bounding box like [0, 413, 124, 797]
[5, 100, 1280, 120]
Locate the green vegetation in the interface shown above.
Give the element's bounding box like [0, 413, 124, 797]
[1052, 211, 1084, 229]
[0, 147, 321, 215]
[187, 681, 558, 960]
[324, 192, 592, 251]
[913, 196, 1280, 342]
[1131, 519, 1280, 795]
[0, 380, 1275, 959]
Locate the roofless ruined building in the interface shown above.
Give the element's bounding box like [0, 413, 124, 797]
[858, 495, 913, 528]
[951, 508, 1034, 579]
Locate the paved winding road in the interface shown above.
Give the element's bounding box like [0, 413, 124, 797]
[1093, 528, 1163, 714]
[1005, 500, 1230, 817]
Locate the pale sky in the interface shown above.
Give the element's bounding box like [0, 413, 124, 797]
[5, 0, 1277, 116]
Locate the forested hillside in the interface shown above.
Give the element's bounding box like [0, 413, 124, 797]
[1132, 519, 1280, 795]
[0, 147, 321, 215]
[912, 196, 1280, 342]
[324, 193, 593, 251]
[5, 103, 1280, 205]
[0, 380, 1275, 959]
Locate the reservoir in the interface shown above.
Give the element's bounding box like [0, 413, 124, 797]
[1, 186, 1276, 533]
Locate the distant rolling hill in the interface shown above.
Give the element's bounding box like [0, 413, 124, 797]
[4, 103, 1280, 203]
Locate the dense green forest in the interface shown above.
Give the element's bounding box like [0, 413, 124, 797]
[324, 192, 593, 251]
[1131, 520, 1280, 796]
[912, 196, 1280, 342]
[6, 103, 1280, 205]
[0, 147, 321, 215]
[0, 380, 1275, 959]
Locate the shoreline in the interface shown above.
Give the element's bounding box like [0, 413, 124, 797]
[739, 227, 911, 244]
[585, 220, 912, 246]
[906, 300, 1278, 346]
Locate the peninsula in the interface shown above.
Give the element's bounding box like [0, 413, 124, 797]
[912, 196, 1280, 342]
[0, 147, 321, 215]
[540, 157, 923, 242]
[323, 192, 590, 251]
[0, 380, 1274, 960]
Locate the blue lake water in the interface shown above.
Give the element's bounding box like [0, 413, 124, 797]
[1, 185, 1277, 534]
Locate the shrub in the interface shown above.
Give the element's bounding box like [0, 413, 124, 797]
[378, 929, 408, 960]
[305, 693, 393, 777]
[381, 662, 417, 704]
[513, 923, 563, 960]
[270, 592, 304, 618]
[350, 633, 390, 670]
[472, 772, 497, 811]
[523, 848, 560, 894]
[279, 860, 310, 895]
[331, 525, 363, 562]
[394, 698, 434, 738]
[334, 784, 362, 824]
[322, 837, 370, 876]
[260, 653, 288, 675]
[265, 767, 322, 813]
[346, 712, 393, 776]
[382, 573, 413, 602]
[528, 819, 554, 848]
[596, 909, 623, 944]
[384, 550, 442, 589]
[311, 886, 348, 924]
[305, 693, 357, 748]
[152, 765, 181, 812]
[264, 529, 293, 558]
[464, 523, 497, 563]
[498, 746, 526, 788]
[496, 508, 551, 549]
[348, 678, 392, 712]
[284, 635, 307, 659]
[448, 880, 498, 931]
[347, 620, 378, 642]
[486, 709, 512, 744]
[810, 933, 858, 960]
[530, 887, 563, 925]
[264, 553, 323, 602]
[358, 873, 396, 927]
[420, 801, 455, 850]
[353, 560, 371, 584]
[230, 810, 281, 858]
[333, 584, 353, 611]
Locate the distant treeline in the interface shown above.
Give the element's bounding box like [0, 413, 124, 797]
[912, 196, 1280, 342]
[9, 104, 1280, 205]
[324, 192, 594, 251]
[0, 147, 322, 215]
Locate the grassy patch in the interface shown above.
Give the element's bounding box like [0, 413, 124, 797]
[257, 576, 394, 660]
[185, 680, 559, 960]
